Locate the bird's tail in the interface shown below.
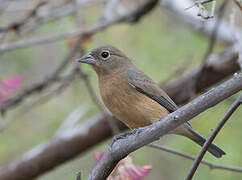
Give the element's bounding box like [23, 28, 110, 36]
[183, 123, 226, 158]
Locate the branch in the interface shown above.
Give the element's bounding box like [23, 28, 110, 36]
[234, 0, 242, 11]
[0, 0, 47, 33]
[0, 69, 79, 132]
[0, 0, 158, 53]
[0, 115, 126, 180]
[160, 0, 242, 44]
[147, 144, 242, 173]
[201, 0, 228, 65]
[186, 94, 242, 179]
[185, 0, 215, 19]
[79, 69, 105, 112]
[87, 73, 242, 180]
[72, 1, 106, 114]
[20, 0, 106, 34]
[183, 0, 228, 101]
[0, 35, 84, 115]
[163, 46, 240, 104]
[72, 2, 119, 134]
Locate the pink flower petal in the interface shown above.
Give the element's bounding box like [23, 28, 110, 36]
[124, 165, 152, 180]
[2, 75, 23, 89]
[93, 151, 105, 163]
[136, 166, 152, 179]
[0, 75, 23, 103]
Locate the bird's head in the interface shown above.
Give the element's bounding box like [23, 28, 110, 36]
[76, 45, 133, 75]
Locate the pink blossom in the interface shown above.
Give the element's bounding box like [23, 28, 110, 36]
[0, 75, 23, 102]
[93, 151, 105, 163]
[92, 152, 152, 180]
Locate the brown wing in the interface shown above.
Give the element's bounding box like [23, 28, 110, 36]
[126, 69, 178, 113]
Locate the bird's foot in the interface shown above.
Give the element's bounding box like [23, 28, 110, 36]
[133, 127, 146, 135]
[109, 132, 133, 148]
[109, 127, 146, 148]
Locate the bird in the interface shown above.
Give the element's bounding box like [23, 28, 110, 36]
[76, 45, 226, 158]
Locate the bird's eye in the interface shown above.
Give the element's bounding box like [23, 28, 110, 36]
[101, 51, 110, 60]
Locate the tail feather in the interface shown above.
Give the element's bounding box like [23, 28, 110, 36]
[192, 137, 225, 158]
[184, 123, 226, 158]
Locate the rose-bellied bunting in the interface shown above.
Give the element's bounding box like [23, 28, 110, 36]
[76, 45, 225, 158]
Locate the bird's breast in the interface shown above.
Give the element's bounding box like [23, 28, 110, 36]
[99, 75, 169, 129]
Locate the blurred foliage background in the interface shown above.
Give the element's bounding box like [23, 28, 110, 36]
[0, 0, 241, 179]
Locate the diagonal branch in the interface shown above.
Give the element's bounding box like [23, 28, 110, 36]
[147, 143, 242, 173]
[87, 73, 242, 180]
[160, 0, 242, 44]
[0, 115, 126, 180]
[0, 0, 158, 54]
[201, 0, 228, 65]
[0, 0, 47, 33]
[163, 46, 240, 104]
[186, 94, 242, 180]
[234, 0, 242, 11]
[185, 0, 215, 19]
[0, 35, 84, 115]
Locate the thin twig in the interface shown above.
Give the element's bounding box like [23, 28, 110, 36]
[21, 0, 106, 34]
[147, 143, 242, 173]
[0, 0, 158, 54]
[229, 2, 242, 70]
[185, 0, 215, 19]
[21, 69, 79, 110]
[72, 0, 105, 113]
[159, 58, 191, 86]
[79, 69, 105, 112]
[185, 0, 214, 10]
[72, 1, 120, 134]
[76, 54, 120, 134]
[234, 0, 242, 11]
[210, 0, 216, 18]
[0, 69, 79, 132]
[186, 94, 242, 180]
[0, 0, 47, 33]
[0, 35, 85, 115]
[202, 0, 228, 65]
[189, 0, 229, 100]
[160, 0, 242, 44]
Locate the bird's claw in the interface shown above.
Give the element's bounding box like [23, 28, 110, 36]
[109, 132, 132, 148]
[133, 127, 146, 135]
[109, 127, 146, 148]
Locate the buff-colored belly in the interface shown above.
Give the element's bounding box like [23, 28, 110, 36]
[100, 82, 169, 129]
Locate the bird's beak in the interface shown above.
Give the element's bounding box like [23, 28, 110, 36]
[75, 53, 96, 65]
